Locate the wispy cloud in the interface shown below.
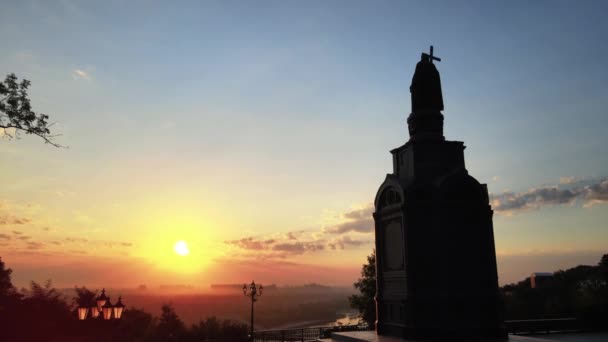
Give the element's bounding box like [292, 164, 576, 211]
[491, 177, 608, 215]
[328, 235, 370, 250]
[226, 205, 375, 259]
[26, 241, 45, 250]
[0, 215, 32, 225]
[272, 241, 325, 254]
[225, 234, 325, 257]
[323, 204, 374, 234]
[559, 176, 578, 185]
[72, 69, 91, 80]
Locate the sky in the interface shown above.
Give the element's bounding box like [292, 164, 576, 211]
[1, 0, 607, 289]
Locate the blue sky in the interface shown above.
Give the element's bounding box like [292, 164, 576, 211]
[0, 1, 607, 287]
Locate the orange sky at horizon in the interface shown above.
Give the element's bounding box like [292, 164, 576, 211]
[2, 189, 606, 290]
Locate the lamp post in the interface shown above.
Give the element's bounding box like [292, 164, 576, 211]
[77, 288, 125, 321]
[243, 281, 263, 342]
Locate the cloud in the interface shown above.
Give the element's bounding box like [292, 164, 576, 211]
[0, 234, 11, 240]
[0, 215, 32, 225]
[272, 242, 325, 254]
[490, 177, 608, 214]
[61, 237, 134, 249]
[328, 235, 371, 250]
[226, 235, 323, 253]
[582, 179, 608, 207]
[225, 237, 269, 251]
[225, 205, 376, 259]
[491, 187, 579, 213]
[65, 237, 88, 243]
[72, 69, 90, 80]
[559, 176, 578, 184]
[69, 250, 88, 255]
[323, 204, 374, 234]
[26, 241, 44, 250]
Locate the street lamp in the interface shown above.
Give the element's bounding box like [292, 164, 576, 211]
[102, 297, 114, 320]
[77, 306, 89, 320]
[243, 281, 263, 341]
[96, 288, 108, 313]
[77, 288, 125, 321]
[113, 296, 125, 320]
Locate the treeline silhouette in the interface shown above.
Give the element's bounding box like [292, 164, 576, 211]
[0, 257, 249, 342]
[501, 254, 608, 329]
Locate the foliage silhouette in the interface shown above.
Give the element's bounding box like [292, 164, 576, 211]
[0, 257, 19, 298]
[154, 303, 187, 341]
[348, 249, 376, 329]
[0, 73, 62, 147]
[73, 286, 97, 308]
[0, 257, 252, 341]
[501, 254, 608, 329]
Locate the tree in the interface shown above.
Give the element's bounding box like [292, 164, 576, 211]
[73, 286, 97, 308]
[17, 280, 73, 341]
[0, 257, 17, 297]
[0, 257, 23, 340]
[155, 303, 186, 342]
[115, 307, 156, 342]
[599, 254, 608, 281]
[0, 73, 62, 147]
[349, 250, 376, 329]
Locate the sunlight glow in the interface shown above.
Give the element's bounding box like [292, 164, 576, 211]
[174, 240, 190, 256]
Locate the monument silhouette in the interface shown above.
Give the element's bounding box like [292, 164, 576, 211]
[373, 47, 507, 339]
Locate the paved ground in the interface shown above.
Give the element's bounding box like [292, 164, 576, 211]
[532, 332, 608, 342]
[329, 331, 608, 342]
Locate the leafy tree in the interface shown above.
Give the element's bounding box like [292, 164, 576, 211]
[0, 73, 62, 147]
[501, 253, 608, 329]
[17, 280, 73, 341]
[599, 254, 608, 281]
[219, 318, 249, 342]
[189, 316, 249, 342]
[155, 303, 186, 342]
[349, 250, 376, 329]
[115, 307, 156, 342]
[0, 258, 24, 342]
[73, 286, 97, 307]
[0, 257, 17, 297]
[191, 316, 221, 341]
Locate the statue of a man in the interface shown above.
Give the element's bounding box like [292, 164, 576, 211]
[410, 52, 444, 112]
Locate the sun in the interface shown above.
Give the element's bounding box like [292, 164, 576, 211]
[173, 240, 190, 256]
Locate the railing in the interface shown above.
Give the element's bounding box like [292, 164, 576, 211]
[505, 318, 580, 335]
[253, 324, 367, 342]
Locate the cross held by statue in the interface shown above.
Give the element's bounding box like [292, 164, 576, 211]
[421, 45, 441, 64]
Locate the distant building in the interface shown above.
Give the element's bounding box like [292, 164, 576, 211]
[530, 272, 553, 288]
[210, 284, 277, 291]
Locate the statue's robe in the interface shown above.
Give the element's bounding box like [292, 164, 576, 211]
[410, 59, 444, 112]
